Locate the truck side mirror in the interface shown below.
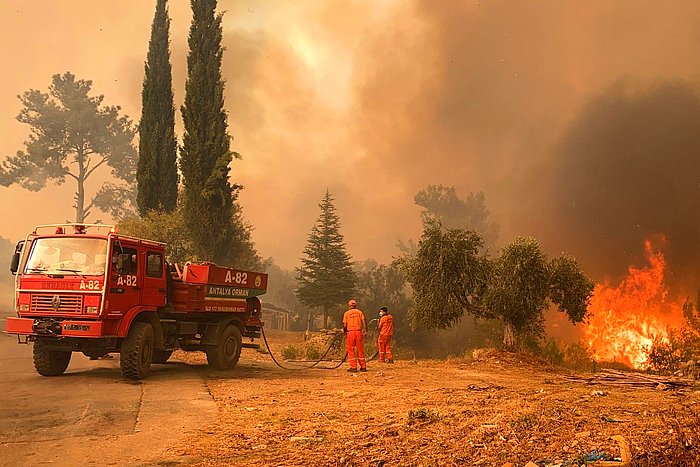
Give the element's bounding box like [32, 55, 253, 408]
[116, 253, 132, 275]
[9, 241, 24, 275]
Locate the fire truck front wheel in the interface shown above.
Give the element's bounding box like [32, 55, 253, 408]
[120, 321, 154, 380]
[33, 339, 72, 376]
[206, 325, 242, 370]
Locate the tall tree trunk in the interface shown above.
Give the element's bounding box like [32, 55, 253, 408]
[503, 322, 515, 349]
[75, 169, 86, 222]
[323, 306, 328, 330]
[74, 148, 87, 223]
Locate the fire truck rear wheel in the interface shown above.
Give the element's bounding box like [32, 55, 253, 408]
[33, 339, 71, 376]
[152, 350, 173, 364]
[206, 325, 242, 370]
[120, 321, 154, 380]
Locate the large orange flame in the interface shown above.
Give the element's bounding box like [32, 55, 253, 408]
[582, 239, 684, 369]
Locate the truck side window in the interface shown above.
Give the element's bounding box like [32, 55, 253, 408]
[113, 246, 138, 275]
[146, 252, 163, 278]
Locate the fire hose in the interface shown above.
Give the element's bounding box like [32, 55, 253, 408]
[260, 319, 382, 371]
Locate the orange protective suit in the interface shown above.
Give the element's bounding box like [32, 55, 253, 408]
[377, 314, 394, 362]
[343, 308, 367, 370]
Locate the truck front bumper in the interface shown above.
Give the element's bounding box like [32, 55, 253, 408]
[6, 317, 105, 338]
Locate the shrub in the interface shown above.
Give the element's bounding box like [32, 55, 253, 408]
[281, 345, 299, 360]
[407, 407, 441, 425]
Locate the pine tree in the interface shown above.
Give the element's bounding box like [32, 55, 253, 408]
[0, 72, 137, 222]
[137, 0, 178, 215]
[180, 0, 239, 263]
[296, 190, 356, 329]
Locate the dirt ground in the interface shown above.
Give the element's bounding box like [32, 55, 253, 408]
[174, 330, 700, 467]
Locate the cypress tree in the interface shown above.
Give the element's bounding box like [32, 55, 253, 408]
[137, 0, 178, 215]
[180, 0, 239, 263]
[296, 190, 356, 329]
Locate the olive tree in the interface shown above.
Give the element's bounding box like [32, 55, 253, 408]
[402, 224, 594, 349]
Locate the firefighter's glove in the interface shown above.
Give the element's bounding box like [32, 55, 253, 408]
[343, 326, 348, 334]
[362, 330, 367, 338]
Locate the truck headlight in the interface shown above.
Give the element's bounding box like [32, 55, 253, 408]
[19, 304, 29, 312]
[85, 306, 99, 314]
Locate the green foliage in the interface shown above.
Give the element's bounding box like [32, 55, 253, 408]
[399, 221, 489, 330]
[483, 238, 593, 346]
[353, 259, 411, 335]
[305, 346, 321, 361]
[0, 72, 137, 222]
[414, 185, 499, 247]
[540, 338, 564, 366]
[137, 0, 178, 214]
[402, 224, 593, 348]
[118, 204, 264, 270]
[483, 237, 550, 339]
[281, 345, 299, 360]
[549, 254, 595, 324]
[180, 0, 239, 264]
[227, 199, 266, 270]
[295, 190, 356, 329]
[117, 210, 193, 264]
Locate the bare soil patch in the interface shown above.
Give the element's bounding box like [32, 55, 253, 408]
[174, 330, 700, 466]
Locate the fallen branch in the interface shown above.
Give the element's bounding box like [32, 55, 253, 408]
[563, 369, 693, 389]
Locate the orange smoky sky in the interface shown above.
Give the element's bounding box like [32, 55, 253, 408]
[2, 1, 700, 273]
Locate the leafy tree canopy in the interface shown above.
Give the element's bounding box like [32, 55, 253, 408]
[118, 203, 264, 270]
[118, 210, 193, 264]
[483, 237, 552, 342]
[415, 185, 499, 247]
[0, 72, 137, 222]
[399, 221, 490, 330]
[401, 224, 593, 347]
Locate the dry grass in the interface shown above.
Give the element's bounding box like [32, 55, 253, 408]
[173, 330, 700, 466]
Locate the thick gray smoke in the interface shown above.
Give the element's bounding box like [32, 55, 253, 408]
[546, 80, 700, 292]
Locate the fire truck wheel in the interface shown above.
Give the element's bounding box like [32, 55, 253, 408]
[152, 350, 173, 364]
[206, 325, 242, 370]
[33, 340, 71, 376]
[120, 321, 154, 380]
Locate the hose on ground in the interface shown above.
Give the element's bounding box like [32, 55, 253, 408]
[261, 326, 347, 370]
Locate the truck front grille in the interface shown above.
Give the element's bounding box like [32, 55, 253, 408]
[31, 294, 83, 313]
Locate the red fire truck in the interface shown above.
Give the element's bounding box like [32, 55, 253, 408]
[5, 223, 268, 380]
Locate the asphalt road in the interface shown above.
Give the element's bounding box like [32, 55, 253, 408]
[0, 320, 217, 466]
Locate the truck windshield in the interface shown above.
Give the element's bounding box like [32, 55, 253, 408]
[24, 237, 108, 276]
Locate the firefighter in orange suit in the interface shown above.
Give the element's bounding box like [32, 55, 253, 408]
[377, 307, 395, 363]
[343, 299, 367, 372]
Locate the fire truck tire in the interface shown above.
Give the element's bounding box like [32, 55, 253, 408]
[152, 350, 173, 364]
[120, 321, 154, 380]
[206, 325, 242, 370]
[33, 340, 71, 376]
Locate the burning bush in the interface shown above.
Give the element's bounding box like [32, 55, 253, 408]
[644, 299, 700, 376]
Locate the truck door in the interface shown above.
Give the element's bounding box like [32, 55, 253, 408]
[142, 249, 166, 308]
[107, 243, 142, 316]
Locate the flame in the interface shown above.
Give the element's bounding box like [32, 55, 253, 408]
[582, 239, 685, 369]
